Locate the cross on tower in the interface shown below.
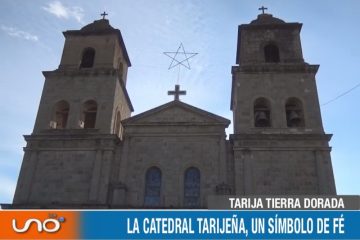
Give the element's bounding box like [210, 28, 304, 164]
[168, 84, 186, 101]
[258, 6, 268, 14]
[100, 11, 108, 19]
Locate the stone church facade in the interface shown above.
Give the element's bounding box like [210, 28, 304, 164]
[11, 12, 336, 209]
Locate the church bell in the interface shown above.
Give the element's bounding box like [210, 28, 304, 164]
[255, 111, 269, 126]
[288, 110, 301, 126]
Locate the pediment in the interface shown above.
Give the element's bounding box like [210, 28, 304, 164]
[123, 101, 230, 126]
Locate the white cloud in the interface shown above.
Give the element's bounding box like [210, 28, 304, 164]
[42, 1, 84, 23]
[1, 25, 38, 42]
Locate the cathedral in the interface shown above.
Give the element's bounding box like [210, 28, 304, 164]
[10, 11, 336, 209]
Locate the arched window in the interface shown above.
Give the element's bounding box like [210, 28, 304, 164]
[82, 100, 97, 129]
[53, 100, 69, 129]
[144, 167, 161, 207]
[254, 98, 271, 127]
[285, 98, 305, 127]
[184, 167, 200, 207]
[264, 44, 280, 63]
[80, 47, 95, 68]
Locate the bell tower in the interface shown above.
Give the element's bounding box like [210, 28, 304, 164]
[13, 17, 133, 207]
[33, 18, 133, 136]
[230, 11, 336, 194]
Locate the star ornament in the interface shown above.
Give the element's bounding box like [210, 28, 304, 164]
[163, 43, 198, 70]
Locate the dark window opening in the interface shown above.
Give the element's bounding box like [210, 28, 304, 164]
[264, 44, 280, 63]
[80, 48, 95, 68]
[286, 98, 305, 127]
[53, 100, 69, 129]
[254, 98, 271, 127]
[184, 167, 200, 208]
[83, 100, 97, 129]
[144, 167, 161, 207]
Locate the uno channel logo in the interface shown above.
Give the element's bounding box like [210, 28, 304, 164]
[12, 213, 65, 233]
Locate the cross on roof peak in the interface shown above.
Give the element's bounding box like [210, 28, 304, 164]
[258, 6, 268, 14]
[168, 84, 186, 101]
[100, 11, 108, 19]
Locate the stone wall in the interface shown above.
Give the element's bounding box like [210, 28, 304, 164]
[120, 135, 226, 208]
[13, 132, 119, 207]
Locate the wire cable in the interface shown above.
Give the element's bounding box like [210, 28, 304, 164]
[321, 82, 360, 106]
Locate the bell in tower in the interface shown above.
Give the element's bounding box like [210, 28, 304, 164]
[230, 8, 336, 195]
[253, 97, 271, 127]
[254, 111, 269, 127]
[287, 110, 301, 126]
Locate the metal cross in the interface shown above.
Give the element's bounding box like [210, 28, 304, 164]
[101, 11, 108, 19]
[258, 6, 268, 14]
[168, 84, 186, 101]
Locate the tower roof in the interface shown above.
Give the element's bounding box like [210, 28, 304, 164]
[250, 13, 286, 25]
[80, 19, 115, 32]
[63, 19, 131, 66]
[235, 13, 302, 65]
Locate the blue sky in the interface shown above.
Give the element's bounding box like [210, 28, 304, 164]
[0, 0, 359, 204]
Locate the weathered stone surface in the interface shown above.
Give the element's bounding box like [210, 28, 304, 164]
[10, 13, 336, 210]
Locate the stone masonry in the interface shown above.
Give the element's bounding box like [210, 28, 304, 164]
[10, 13, 336, 209]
